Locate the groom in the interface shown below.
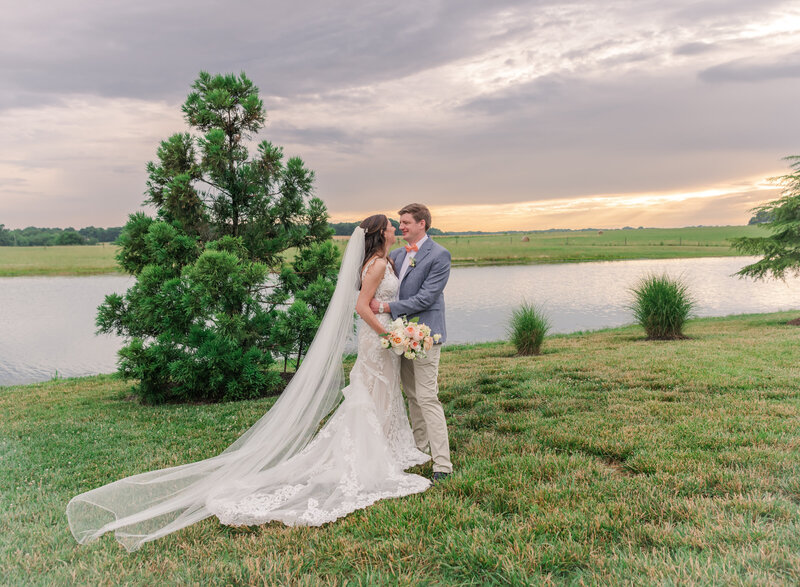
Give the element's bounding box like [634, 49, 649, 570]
[370, 203, 452, 482]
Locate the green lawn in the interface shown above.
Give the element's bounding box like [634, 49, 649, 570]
[0, 244, 122, 276]
[2, 311, 799, 584]
[433, 225, 770, 266]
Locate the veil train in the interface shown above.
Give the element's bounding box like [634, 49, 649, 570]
[68, 228, 370, 551]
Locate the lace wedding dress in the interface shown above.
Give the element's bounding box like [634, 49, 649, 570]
[67, 228, 430, 551]
[207, 258, 431, 526]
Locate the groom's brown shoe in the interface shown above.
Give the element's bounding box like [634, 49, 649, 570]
[432, 472, 450, 484]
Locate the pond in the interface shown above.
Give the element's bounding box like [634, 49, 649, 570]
[445, 256, 800, 342]
[1, 256, 798, 386]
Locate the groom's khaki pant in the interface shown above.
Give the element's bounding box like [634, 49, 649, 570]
[400, 345, 452, 474]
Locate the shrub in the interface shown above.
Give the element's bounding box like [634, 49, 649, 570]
[508, 302, 550, 355]
[630, 274, 695, 339]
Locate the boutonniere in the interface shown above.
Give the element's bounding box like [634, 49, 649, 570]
[409, 257, 416, 268]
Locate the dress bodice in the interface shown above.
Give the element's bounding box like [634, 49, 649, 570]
[362, 257, 398, 304]
[357, 257, 398, 350]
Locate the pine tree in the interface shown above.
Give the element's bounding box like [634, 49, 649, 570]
[99, 72, 339, 403]
[733, 156, 800, 281]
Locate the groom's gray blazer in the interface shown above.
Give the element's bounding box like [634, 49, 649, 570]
[389, 237, 451, 344]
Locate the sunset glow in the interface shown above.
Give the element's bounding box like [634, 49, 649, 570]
[330, 175, 781, 232]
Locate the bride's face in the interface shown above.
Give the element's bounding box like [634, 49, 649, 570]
[383, 220, 396, 249]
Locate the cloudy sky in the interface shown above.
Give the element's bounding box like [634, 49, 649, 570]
[2, 0, 799, 231]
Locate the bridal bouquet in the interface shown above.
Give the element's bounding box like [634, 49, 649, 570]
[380, 317, 441, 360]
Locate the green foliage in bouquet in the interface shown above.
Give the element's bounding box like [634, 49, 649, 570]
[508, 302, 551, 356]
[98, 72, 338, 403]
[630, 274, 694, 340]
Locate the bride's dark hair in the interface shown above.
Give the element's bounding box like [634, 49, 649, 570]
[359, 214, 394, 272]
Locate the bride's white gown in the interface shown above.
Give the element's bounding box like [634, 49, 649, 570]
[67, 237, 431, 551]
[207, 259, 431, 526]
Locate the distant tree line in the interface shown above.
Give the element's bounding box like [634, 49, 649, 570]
[0, 221, 442, 244]
[0, 225, 123, 246]
[748, 210, 774, 225]
[329, 220, 443, 236]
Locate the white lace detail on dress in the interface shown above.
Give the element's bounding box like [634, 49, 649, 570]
[206, 260, 430, 527]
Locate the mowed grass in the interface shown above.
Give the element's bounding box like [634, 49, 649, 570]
[0, 225, 768, 276]
[2, 311, 800, 584]
[0, 244, 122, 276]
[433, 225, 769, 266]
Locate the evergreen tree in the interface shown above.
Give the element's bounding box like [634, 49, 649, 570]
[733, 156, 800, 280]
[0, 225, 12, 246]
[56, 229, 86, 245]
[99, 72, 338, 403]
[748, 209, 774, 225]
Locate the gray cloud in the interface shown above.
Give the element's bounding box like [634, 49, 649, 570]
[674, 42, 717, 56]
[268, 121, 367, 151]
[669, 0, 789, 22]
[563, 40, 625, 61]
[0, 177, 27, 188]
[2, 0, 800, 228]
[0, 0, 548, 111]
[336, 65, 798, 209]
[700, 52, 800, 83]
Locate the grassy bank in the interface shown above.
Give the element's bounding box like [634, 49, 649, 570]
[0, 244, 121, 277]
[0, 226, 768, 276]
[2, 311, 799, 584]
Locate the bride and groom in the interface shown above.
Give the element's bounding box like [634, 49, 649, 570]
[67, 203, 452, 551]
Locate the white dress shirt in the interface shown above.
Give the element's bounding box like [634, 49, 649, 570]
[398, 234, 428, 283]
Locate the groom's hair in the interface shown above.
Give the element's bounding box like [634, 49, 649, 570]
[398, 203, 431, 232]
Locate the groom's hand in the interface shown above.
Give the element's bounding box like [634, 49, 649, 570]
[369, 299, 382, 314]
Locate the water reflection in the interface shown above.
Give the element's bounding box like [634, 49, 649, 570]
[1, 257, 798, 386]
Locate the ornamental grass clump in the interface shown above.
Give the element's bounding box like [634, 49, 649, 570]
[508, 302, 551, 355]
[630, 273, 695, 340]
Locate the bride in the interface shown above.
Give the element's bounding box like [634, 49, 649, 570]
[67, 214, 431, 552]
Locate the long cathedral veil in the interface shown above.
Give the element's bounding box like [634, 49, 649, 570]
[67, 227, 366, 552]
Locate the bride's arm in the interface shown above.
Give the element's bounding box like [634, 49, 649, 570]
[356, 257, 390, 335]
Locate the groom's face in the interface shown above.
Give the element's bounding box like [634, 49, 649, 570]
[399, 213, 426, 244]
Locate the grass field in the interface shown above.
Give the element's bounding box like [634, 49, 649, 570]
[2, 311, 799, 584]
[0, 225, 769, 276]
[433, 225, 769, 266]
[0, 244, 122, 276]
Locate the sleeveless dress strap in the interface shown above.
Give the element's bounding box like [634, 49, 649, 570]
[361, 256, 380, 280]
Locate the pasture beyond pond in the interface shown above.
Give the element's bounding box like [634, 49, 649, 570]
[436, 225, 768, 266]
[2, 312, 799, 584]
[0, 225, 769, 276]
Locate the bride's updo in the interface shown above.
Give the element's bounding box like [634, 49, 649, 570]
[360, 214, 393, 271]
